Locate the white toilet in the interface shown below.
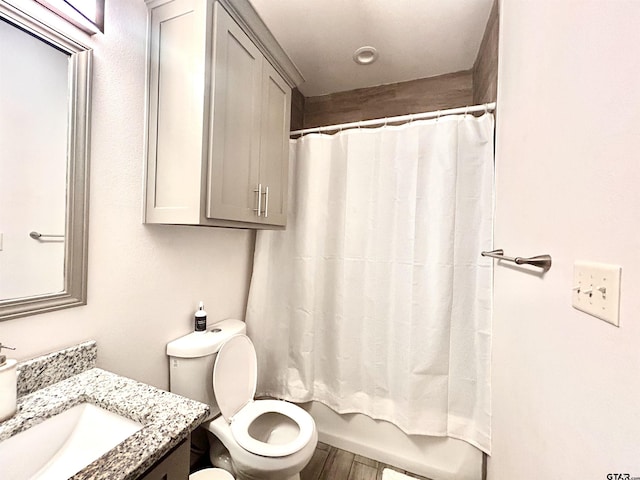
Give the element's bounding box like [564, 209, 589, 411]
[167, 319, 318, 480]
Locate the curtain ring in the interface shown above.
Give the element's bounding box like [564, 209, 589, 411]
[484, 103, 489, 114]
[436, 110, 441, 122]
[464, 105, 469, 116]
[383, 117, 388, 127]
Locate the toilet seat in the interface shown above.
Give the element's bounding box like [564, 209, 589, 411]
[213, 335, 314, 458]
[230, 399, 315, 457]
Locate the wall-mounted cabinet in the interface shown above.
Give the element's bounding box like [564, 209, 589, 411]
[144, 0, 300, 228]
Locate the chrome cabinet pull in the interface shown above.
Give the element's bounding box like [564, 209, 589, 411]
[263, 186, 269, 218]
[253, 184, 262, 217]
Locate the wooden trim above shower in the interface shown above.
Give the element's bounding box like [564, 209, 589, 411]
[297, 70, 473, 130]
[291, 88, 306, 133]
[473, 0, 499, 105]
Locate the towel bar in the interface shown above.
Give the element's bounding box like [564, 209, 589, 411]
[29, 231, 64, 240]
[481, 249, 552, 271]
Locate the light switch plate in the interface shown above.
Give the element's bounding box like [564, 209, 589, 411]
[572, 261, 621, 326]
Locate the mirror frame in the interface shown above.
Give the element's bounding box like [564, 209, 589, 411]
[0, 1, 91, 321]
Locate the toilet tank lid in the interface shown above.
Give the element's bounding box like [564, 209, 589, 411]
[166, 319, 246, 358]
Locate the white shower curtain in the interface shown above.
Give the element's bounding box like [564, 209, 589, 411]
[246, 113, 494, 454]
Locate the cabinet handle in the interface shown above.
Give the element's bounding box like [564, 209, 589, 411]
[253, 184, 262, 217]
[263, 186, 269, 218]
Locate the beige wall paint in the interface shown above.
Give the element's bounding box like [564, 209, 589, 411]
[491, 0, 640, 477]
[0, 0, 254, 389]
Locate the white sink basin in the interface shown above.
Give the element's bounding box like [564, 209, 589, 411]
[0, 403, 143, 480]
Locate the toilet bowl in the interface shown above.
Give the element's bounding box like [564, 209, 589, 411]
[203, 413, 318, 480]
[206, 335, 318, 480]
[167, 321, 318, 480]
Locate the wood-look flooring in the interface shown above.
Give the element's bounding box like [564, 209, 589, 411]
[301, 442, 432, 480]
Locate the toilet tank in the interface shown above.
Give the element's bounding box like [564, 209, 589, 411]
[167, 318, 246, 418]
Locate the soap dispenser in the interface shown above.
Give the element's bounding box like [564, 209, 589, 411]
[194, 301, 207, 332]
[0, 343, 17, 422]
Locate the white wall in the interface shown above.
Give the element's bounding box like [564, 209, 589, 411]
[0, 0, 254, 389]
[491, 1, 640, 478]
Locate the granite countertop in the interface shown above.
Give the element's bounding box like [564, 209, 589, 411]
[0, 342, 209, 480]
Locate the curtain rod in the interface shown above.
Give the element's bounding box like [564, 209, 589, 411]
[290, 102, 496, 136]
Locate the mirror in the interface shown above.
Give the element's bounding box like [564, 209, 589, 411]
[0, 2, 91, 321]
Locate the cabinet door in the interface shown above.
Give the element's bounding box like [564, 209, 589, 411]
[258, 61, 291, 226]
[207, 2, 262, 223]
[137, 437, 190, 480]
[146, 0, 208, 224]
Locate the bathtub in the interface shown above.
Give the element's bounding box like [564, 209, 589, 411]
[299, 401, 483, 480]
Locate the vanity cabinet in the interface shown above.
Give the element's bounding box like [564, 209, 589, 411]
[145, 0, 293, 228]
[138, 437, 190, 480]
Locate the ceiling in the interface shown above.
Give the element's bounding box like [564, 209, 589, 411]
[249, 0, 495, 97]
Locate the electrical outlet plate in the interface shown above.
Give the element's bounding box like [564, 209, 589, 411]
[572, 261, 622, 326]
